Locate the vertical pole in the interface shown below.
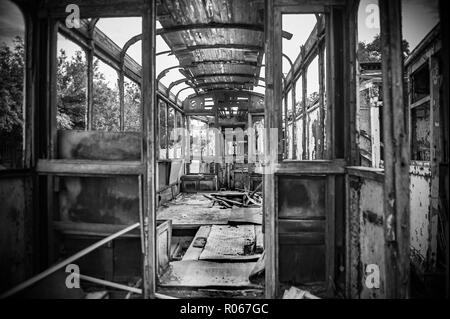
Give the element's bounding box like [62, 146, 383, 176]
[301, 50, 308, 160]
[284, 92, 288, 159]
[264, 0, 280, 299]
[142, 0, 156, 299]
[118, 70, 125, 131]
[379, 0, 410, 299]
[318, 44, 325, 159]
[291, 83, 297, 159]
[86, 26, 94, 131]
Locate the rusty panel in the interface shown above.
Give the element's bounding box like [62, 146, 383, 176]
[347, 175, 386, 298]
[409, 165, 434, 272]
[57, 130, 140, 161]
[0, 177, 33, 292]
[278, 176, 326, 219]
[58, 176, 139, 224]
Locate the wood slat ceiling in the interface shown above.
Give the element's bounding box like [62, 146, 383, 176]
[157, 0, 265, 93]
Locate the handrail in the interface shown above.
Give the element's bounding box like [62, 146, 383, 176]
[80, 275, 177, 299]
[0, 223, 140, 299]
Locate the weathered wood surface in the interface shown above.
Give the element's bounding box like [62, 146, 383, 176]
[157, 193, 262, 227]
[182, 226, 212, 261]
[57, 130, 141, 161]
[199, 225, 260, 261]
[158, 260, 260, 288]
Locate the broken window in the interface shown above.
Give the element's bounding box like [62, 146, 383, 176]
[411, 63, 430, 103]
[411, 102, 431, 161]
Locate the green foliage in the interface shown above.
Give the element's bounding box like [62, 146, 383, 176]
[56, 50, 141, 132]
[358, 34, 410, 63]
[0, 37, 24, 139]
[57, 49, 87, 130]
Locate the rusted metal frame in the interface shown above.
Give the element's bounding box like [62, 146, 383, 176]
[264, 0, 283, 298]
[379, 0, 410, 299]
[141, 0, 157, 299]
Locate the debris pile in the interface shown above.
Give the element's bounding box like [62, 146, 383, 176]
[203, 183, 262, 208]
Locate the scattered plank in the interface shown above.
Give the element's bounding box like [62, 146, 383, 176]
[199, 225, 259, 261]
[182, 226, 211, 261]
[282, 286, 320, 299]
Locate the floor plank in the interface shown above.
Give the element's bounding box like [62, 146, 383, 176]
[159, 260, 260, 288]
[182, 226, 211, 261]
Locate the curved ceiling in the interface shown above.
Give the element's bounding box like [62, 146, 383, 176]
[156, 0, 265, 93]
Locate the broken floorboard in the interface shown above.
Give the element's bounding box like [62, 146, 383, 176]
[159, 260, 260, 289]
[199, 225, 261, 261]
[182, 226, 212, 261]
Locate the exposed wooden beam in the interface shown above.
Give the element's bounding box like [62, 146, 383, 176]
[159, 44, 263, 56]
[141, 0, 157, 299]
[194, 74, 265, 82]
[156, 23, 293, 40]
[195, 82, 266, 90]
[185, 60, 261, 68]
[379, 0, 410, 299]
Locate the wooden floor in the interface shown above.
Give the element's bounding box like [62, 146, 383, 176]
[158, 260, 260, 289]
[157, 192, 264, 295]
[157, 193, 262, 228]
